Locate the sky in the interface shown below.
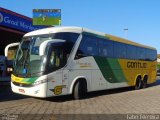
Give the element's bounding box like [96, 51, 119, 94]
[0, 0, 160, 53]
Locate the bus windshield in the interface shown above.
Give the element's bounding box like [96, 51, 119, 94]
[7, 46, 18, 60]
[14, 35, 50, 77]
[14, 32, 79, 77]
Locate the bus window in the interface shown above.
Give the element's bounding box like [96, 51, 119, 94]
[137, 47, 146, 60]
[114, 42, 127, 59]
[49, 50, 61, 67]
[46, 45, 65, 73]
[126, 45, 137, 60]
[7, 46, 18, 60]
[5, 43, 19, 61]
[75, 34, 98, 59]
[98, 39, 114, 57]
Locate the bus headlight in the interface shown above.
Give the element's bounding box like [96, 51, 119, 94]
[32, 79, 48, 86]
[7, 67, 13, 72]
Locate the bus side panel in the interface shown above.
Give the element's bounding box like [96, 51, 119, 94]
[73, 57, 128, 92]
[118, 59, 157, 86]
[148, 61, 157, 84]
[70, 57, 96, 92]
[68, 69, 92, 92]
[93, 57, 129, 89]
[46, 70, 67, 97]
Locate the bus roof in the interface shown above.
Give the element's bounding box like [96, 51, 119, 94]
[24, 26, 83, 37]
[83, 28, 156, 50]
[105, 34, 156, 50]
[24, 26, 156, 50]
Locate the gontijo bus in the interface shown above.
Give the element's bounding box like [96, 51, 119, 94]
[5, 42, 20, 74]
[11, 26, 157, 99]
[0, 43, 19, 82]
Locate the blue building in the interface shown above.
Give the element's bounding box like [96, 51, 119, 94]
[0, 7, 46, 55]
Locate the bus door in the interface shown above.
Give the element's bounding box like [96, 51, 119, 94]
[46, 43, 67, 96]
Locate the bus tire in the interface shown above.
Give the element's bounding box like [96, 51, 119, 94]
[73, 80, 87, 100]
[135, 76, 142, 90]
[142, 76, 148, 88]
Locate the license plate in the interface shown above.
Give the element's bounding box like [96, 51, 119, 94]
[19, 89, 25, 93]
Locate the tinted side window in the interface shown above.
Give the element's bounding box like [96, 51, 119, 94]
[52, 32, 79, 44]
[126, 45, 137, 59]
[98, 39, 114, 57]
[137, 47, 146, 60]
[75, 34, 98, 59]
[7, 46, 18, 60]
[46, 46, 63, 73]
[146, 49, 151, 61]
[114, 42, 126, 59]
[150, 50, 157, 61]
[52, 32, 79, 52]
[154, 50, 157, 61]
[45, 43, 71, 73]
[145, 49, 157, 61]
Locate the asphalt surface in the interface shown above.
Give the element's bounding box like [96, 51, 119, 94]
[0, 77, 160, 120]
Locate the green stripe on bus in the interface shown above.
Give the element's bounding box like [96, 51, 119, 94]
[22, 77, 38, 84]
[94, 57, 127, 83]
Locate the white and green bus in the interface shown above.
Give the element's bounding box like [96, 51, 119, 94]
[11, 26, 157, 99]
[5, 42, 20, 74]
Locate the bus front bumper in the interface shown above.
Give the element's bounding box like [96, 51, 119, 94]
[11, 82, 47, 98]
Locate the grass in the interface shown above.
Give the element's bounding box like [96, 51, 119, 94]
[33, 17, 61, 25]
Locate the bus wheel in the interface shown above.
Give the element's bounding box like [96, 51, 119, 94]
[135, 76, 142, 90]
[73, 80, 87, 100]
[142, 76, 148, 88]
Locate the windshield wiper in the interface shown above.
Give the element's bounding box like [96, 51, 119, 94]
[14, 47, 23, 73]
[22, 41, 32, 73]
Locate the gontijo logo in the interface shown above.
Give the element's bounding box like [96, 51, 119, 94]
[0, 13, 4, 23]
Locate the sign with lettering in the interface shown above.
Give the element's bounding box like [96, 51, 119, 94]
[33, 9, 61, 25]
[127, 62, 147, 68]
[0, 11, 45, 32]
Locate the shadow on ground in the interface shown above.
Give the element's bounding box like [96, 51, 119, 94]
[0, 84, 28, 102]
[1, 78, 160, 102]
[44, 86, 133, 102]
[44, 79, 160, 102]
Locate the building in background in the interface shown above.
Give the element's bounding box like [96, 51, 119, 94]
[0, 7, 46, 55]
[0, 7, 47, 82]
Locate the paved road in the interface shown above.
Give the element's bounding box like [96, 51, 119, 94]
[0, 77, 160, 120]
